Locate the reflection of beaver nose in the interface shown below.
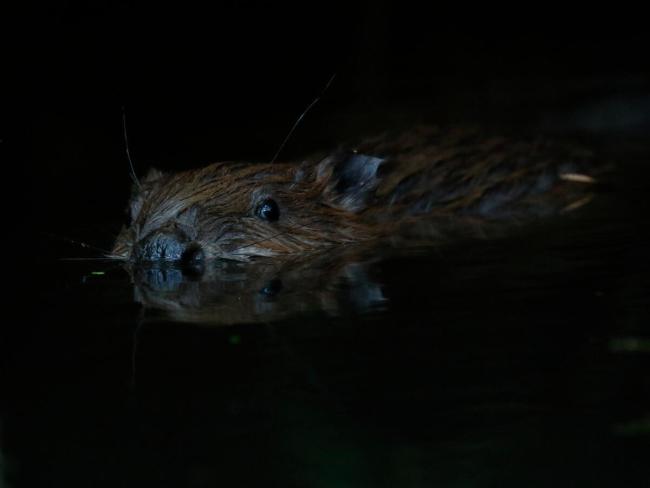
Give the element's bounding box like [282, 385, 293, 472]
[134, 231, 189, 262]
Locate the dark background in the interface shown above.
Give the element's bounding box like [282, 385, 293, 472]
[8, 1, 650, 262]
[4, 4, 650, 487]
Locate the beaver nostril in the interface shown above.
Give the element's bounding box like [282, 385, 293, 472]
[180, 244, 205, 279]
[181, 244, 205, 264]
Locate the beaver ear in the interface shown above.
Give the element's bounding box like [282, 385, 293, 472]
[325, 152, 386, 212]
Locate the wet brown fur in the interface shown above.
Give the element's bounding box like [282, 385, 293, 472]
[112, 126, 598, 261]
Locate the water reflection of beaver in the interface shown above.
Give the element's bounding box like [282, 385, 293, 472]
[129, 248, 386, 324]
[112, 126, 598, 262]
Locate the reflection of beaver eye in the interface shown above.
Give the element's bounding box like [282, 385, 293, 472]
[256, 198, 280, 222]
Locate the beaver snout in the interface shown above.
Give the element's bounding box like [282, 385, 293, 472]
[134, 230, 204, 263]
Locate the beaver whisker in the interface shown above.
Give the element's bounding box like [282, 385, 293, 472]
[122, 106, 141, 191]
[59, 256, 124, 262]
[44, 232, 115, 257]
[269, 73, 336, 164]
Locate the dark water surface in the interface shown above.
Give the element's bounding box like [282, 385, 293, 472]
[5, 144, 650, 487]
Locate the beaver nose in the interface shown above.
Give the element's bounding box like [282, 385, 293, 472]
[134, 231, 189, 262]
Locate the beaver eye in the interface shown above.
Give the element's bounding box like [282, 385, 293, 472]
[256, 198, 280, 222]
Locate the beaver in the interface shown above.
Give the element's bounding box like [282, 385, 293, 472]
[111, 126, 599, 263]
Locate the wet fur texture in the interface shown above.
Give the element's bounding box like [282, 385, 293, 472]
[112, 126, 597, 261]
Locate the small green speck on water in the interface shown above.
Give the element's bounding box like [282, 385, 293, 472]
[613, 416, 650, 436]
[610, 337, 650, 353]
[90, 271, 106, 276]
[229, 335, 241, 345]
